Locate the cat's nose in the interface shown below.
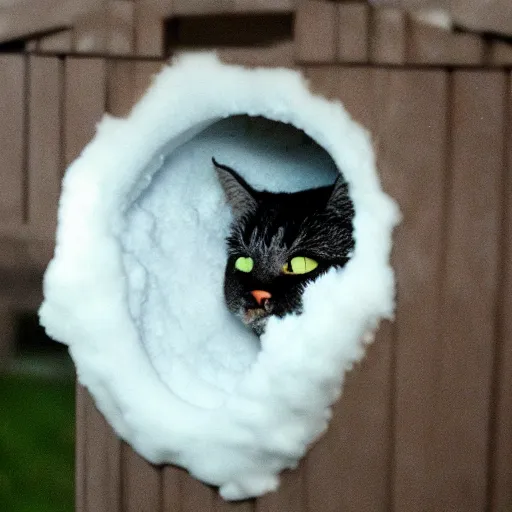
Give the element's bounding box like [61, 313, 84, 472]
[251, 290, 272, 306]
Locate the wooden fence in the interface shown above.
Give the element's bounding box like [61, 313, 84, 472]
[0, 1, 511, 510]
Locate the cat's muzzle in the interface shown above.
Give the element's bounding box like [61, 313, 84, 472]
[239, 299, 273, 335]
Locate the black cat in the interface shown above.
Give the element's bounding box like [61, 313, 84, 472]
[213, 157, 355, 336]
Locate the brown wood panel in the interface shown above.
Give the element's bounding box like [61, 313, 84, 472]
[216, 42, 294, 68]
[122, 445, 162, 512]
[27, 56, 62, 253]
[38, 30, 73, 52]
[170, 0, 294, 16]
[435, 71, 505, 512]
[408, 22, 484, 65]
[304, 67, 392, 512]
[106, 1, 136, 55]
[490, 73, 512, 512]
[181, 474, 215, 512]
[0, 55, 25, 225]
[25, 39, 38, 52]
[74, 15, 107, 53]
[256, 465, 306, 512]
[107, 60, 136, 117]
[86, 395, 123, 512]
[295, 0, 337, 64]
[376, 70, 447, 512]
[161, 466, 183, 511]
[76, 385, 122, 512]
[370, 7, 406, 64]
[64, 58, 107, 166]
[491, 42, 512, 66]
[336, 2, 368, 63]
[134, 4, 164, 57]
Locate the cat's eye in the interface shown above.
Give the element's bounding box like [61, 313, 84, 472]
[282, 256, 319, 275]
[234, 256, 254, 273]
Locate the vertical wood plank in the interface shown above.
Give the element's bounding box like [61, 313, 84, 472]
[76, 384, 122, 512]
[408, 22, 483, 65]
[107, 1, 136, 55]
[181, 475, 215, 512]
[85, 395, 122, 512]
[490, 70, 512, 512]
[26, 39, 38, 52]
[134, 4, 165, 57]
[490, 73, 512, 512]
[161, 465, 183, 511]
[122, 445, 162, 512]
[256, 464, 306, 512]
[38, 30, 73, 52]
[370, 7, 406, 64]
[336, 2, 369, 63]
[64, 58, 107, 167]
[378, 70, 447, 512]
[436, 71, 505, 512]
[216, 42, 294, 68]
[304, 66, 392, 512]
[449, 33, 485, 65]
[491, 42, 512, 66]
[0, 55, 25, 225]
[295, 1, 337, 63]
[107, 59, 136, 117]
[27, 56, 62, 249]
[74, 15, 107, 53]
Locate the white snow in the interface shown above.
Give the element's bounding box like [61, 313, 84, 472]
[39, 53, 400, 500]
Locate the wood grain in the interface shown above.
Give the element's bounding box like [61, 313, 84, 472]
[491, 42, 512, 66]
[76, 386, 122, 512]
[38, 30, 73, 52]
[107, 59, 136, 118]
[295, 0, 337, 64]
[336, 2, 369, 63]
[64, 58, 107, 166]
[161, 465, 183, 511]
[370, 7, 406, 64]
[27, 56, 62, 254]
[85, 396, 123, 512]
[134, 4, 164, 57]
[0, 55, 25, 225]
[375, 70, 448, 512]
[181, 474, 215, 512]
[490, 72, 512, 512]
[436, 71, 505, 512]
[256, 465, 306, 512]
[408, 21, 484, 65]
[122, 445, 162, 512]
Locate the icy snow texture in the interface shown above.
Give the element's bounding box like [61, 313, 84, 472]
[40, 53, 400, 500]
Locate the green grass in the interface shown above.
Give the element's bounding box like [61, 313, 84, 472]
[0, 374, 75, 512]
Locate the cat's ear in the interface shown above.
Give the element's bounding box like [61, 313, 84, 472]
[213, 158, 258, 219]
[327, 176, 353, 215]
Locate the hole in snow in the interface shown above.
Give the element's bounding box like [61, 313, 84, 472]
[120, 115, 339, 408]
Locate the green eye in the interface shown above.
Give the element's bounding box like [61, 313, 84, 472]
[234, 256, 254, 273]
[283, 256, 319, 275]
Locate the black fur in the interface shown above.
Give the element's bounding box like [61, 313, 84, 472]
[214, 158, 355, 336]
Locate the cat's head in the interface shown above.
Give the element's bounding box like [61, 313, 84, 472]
[214, 158, 355, 336]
